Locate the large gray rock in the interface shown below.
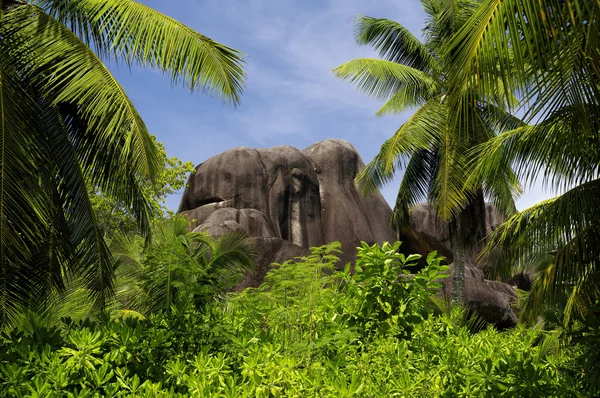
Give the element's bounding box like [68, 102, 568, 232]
[405, 203, 519, 327]
[304, 140, 396, 265]
[179, 139, 395, 268]
[179, 139, 519, 327]
[193, 208, 276, 238]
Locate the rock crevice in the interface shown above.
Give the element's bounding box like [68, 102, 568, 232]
[179, 139, 395, 263]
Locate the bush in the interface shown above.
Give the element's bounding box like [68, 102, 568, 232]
[340, 241, 448, 339]
[0, 241, 588, 396]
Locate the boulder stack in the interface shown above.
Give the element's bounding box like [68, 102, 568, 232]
[179, 139, 519, 327]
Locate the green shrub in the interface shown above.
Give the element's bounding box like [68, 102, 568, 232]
[0, 241, 588, 397]
[340, 241, 448, 339]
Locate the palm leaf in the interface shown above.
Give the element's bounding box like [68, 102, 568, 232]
[391, 148, 438, 228]
[429, 120, 469, 221]
[0, 48, 50, 325]
[375, 84, 438, 116]
[473, 103, 600, 194]
[333, 58, 436, 102]
[355, 16, 438, 73]
[448, 0, 600, 123]
[37, 0, 246, 104]
[485, 179, 600, 322]
[356, 99, 445, 195]
[7, 5, 160, 181]
[39, 104, 116, 307]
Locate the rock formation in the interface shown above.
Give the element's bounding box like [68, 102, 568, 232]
[179, 139, 396, 280]
[438, 264, 518, 328]
[179, 139, 518, 327]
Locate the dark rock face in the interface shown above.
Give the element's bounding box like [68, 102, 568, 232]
[439, 264, 518, 328]
[405, 202, 505, 265]
[179, 139, 518, 327]
[179, 138, 396, 272]
[303, 140, 397, 265]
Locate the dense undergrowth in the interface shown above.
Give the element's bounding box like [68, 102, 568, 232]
[0, 242, 595, 397]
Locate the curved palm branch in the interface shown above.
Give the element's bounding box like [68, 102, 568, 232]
[0, 0, 247, 323]
[429, 122, 470, 221]
[208, 231, 255, 271]
[355, 16, 438, 73]
[201, 230, 255, 300]
[485, 179, 600, 322]
[37, 104, 115, 307]
[7, 5, 160, 181]
[472, 103, 600, 194]
[356, 99, 446, 195]
[448, 0, 600, 121]
[333, 58, 437, 101]
[476, 103, 526, 135]
[0, 52, 50, 325]
[36, 0, 246, 104]
[376, 83, 438, 116]
[467, 104, 524, 217]
[391, 148, 438, 228]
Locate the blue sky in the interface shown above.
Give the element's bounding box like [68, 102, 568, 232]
[112, 0, 551, 211]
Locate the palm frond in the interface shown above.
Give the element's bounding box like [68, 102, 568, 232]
[429, 124, 469, 221]
[448, 0, 600, 124]
[485, 179, 600, 323]
[355, 16, 438, 73]
[38, 0, 246, 104]
[0, 48, 49, 325]
[111, 232, 148, 313]
[476, 103, 526, 135]
[391, 149, 438, 229]
[375, 84, 438, 116]
[6, 5, 160, 181]
[472, 103, 600, 194]
[467, 107, 524, 217]
[39, 105, 115, 307]
[209, 230, 255, 273]
[356, 99, 446, 195]
[333, 58, 436, 102]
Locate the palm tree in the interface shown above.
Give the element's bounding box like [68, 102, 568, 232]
[448, 0, 600, 323]
[0, 0, 245, 324]
[333, 0, 521, 304]
[111, 217, 254, 316]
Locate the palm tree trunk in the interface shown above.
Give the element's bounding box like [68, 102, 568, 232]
[451, 216, 466, 305]
[450, 190, 487, 306]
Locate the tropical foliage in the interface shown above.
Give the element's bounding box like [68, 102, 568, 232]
[0, 0, 245, 324]
[333, 1, 523, 304]
[0, 243, 589, 397]
[110, 216, 254, 317]
[448, 0, 600, 324]
[1, 0, 599, 396]
[90, 140, 195, 239]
